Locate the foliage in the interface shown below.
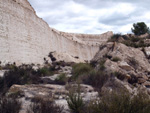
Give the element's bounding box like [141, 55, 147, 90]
[0, 97, 21, 113]
[111, 57, 121, 62]
[0, 65, 39, 94]
[72, 63, 93, 80]
[131, 22, 150, 36]
[98, 59, 106, 71]
[67, 84, 85, 113]
[55, 73, 68, 85]
[109, 33, 122, 42]
[122, 36, 150, 48]
[82, 70, 108, 90]
[37, 66, 54, 76]
[28, 97, 63, 113]
[89, 91, 150, 113]
[0, 64, 56, 95]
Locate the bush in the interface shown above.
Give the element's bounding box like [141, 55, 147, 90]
[130, 36, 140, 42]
[111, 57, 121, 62]
[82, 70, 108, 90]
[72, 63, 93, 80]
[109, 33, 122, 42]
[67, 86, 85, 113]
[0, 97, 21, 113]
[131, 22, 150, 36]
[28, 97, 63, 113]
[0, 64, 59, 95]
[89, 91, 150, 113]
[0, 65, 51, 95]
[98, 59, 106, 71]
[37, 66, 54, 76]
[55, 73, 68, 85]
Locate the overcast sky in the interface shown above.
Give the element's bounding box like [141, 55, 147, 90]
[28, 0, 150, 34]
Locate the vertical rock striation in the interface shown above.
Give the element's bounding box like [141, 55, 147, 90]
[0, 0, 113, 65]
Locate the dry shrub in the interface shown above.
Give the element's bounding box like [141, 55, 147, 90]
[0, 97, 21, 113]
[28, 97, 63, 113]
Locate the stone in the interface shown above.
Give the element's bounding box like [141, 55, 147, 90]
[93, 42, 150, 78]
[143, 81, 150, 88]
[138, 78, 147, 84]
[119, 61, 133, 71]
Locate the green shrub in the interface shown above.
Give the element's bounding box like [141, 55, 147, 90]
[37, 66, 54, 76]
[82, 70, 108, 90]
[72, 63, 93, 80]
[0, 64, 59, 95]
[98, 59, 106, 71]
[0, 65, 51, 95]
[130, 37, 140, 42]
[55, 73, 68, 85]
[111, 57, 121, 62]
[28, 97, 63, 113]
[67, 87, 85, 113]
[131, 22, 150, 36]
[0, 97, 21, 113]
[108, 33, 122, 42]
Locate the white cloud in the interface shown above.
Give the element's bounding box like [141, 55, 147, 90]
[28, 0, 150, 34]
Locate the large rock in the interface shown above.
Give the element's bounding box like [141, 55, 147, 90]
[92, 42, 150, 90]
[93, 42, 150, 75]
[51, 52, 85, 63]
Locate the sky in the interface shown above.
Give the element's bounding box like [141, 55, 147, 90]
[28, 0, 150, 34]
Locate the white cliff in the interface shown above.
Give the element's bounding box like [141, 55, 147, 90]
[0, 0, 113, 65]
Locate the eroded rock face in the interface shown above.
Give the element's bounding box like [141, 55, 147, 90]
[92, 42, 150, 88]
[0, 0, 113, 65]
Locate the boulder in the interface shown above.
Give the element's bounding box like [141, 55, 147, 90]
[93, 42, 150, 78]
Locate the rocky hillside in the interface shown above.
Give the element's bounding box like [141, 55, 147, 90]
[1, 33, 150, 112]
[1, 0, 150, 113]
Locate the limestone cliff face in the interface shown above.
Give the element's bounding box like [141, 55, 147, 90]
[0, 0, 113, 65]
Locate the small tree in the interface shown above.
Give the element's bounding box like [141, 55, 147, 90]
[131, 22, 150, 36]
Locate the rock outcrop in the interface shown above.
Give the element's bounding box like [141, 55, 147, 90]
[92, 42, 150, 89]
[8, 84, 98, 113]
[0, 0, 113, 65]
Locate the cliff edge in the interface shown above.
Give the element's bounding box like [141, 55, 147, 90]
[0, 0, 113, 65]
